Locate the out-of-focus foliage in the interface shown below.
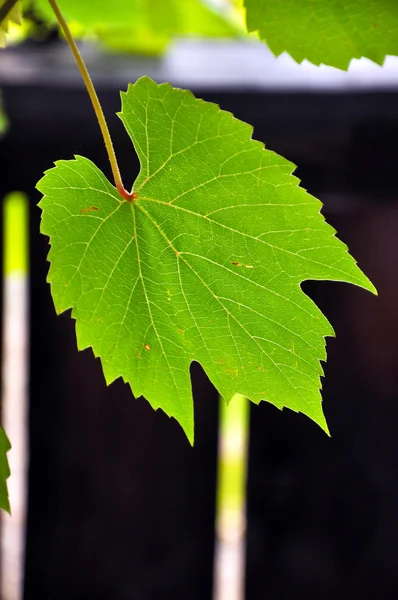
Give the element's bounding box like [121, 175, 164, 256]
[30, 0, 243, 54]
[0, 92, 8, 135]
[0, 0, 22, 47]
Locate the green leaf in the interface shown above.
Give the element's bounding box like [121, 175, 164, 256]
[32, 0, 240, 54]
[0, 426, 11, 513]
[0, 0, 22, 48]
[244, 0, 398, 69]
[38, 77, 376, 443]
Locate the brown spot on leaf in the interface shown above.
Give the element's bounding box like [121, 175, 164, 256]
[227, 366, 239, 377]
[144, 344, 151, 351]
[80, 206, 99, 214]
[231, 261, 242, 266]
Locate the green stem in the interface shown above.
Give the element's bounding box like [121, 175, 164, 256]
[48, 0, 136, 202]
[0, 0, 19, 25]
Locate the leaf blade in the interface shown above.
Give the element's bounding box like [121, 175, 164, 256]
[38, 77, 376, 441]
[244, 0, 398, 69]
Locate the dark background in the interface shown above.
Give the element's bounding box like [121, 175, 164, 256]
[0, 41, 397, 599]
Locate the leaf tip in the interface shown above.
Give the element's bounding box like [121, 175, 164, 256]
[366, 279, 378, 296]
[177, 411, 195, 446]
[306, 402, 330, 437]
[186, 428, 194, 447]
[319, 416, 331, 437]
[351, 269, 378, 296]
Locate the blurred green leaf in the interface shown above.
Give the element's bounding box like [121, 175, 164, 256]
[33, 0, 242, 54]
[0, 0, 22, 47]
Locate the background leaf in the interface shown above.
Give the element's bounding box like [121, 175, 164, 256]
[38, 77, 375, 443]
[244, 0, 398, 69]
[32, 0, 241, 54]
[0, 0, 21, 47]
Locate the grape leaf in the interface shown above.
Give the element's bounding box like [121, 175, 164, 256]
[32, 0, 240, 54]
[38, 77, 376, 443]
[0, 0, 22, 48]
[244, 0, 398, 69]
[0, 426, 11, 513]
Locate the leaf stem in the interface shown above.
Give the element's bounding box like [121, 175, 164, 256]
[48, 0, 136, 202]
[0, 0, 19, 25]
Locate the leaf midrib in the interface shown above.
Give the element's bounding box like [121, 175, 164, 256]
[131, 203, 190, 420]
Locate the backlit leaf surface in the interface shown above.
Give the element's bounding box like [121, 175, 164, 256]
[244, 0, 398, 69]
[38, 77, 375, 442]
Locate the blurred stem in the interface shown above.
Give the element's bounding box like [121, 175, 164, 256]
[47, 0, 136, 202]
[0, 0, 19, 25]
